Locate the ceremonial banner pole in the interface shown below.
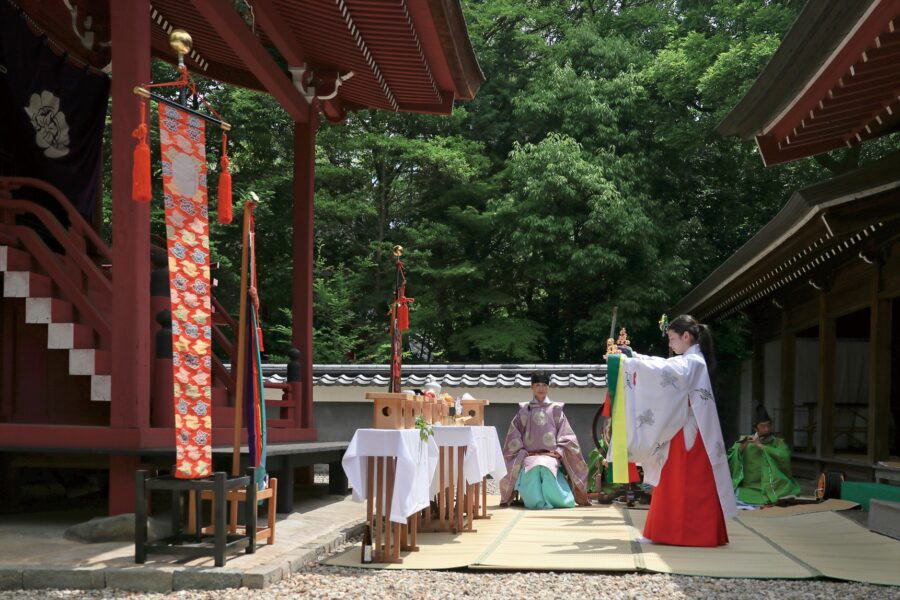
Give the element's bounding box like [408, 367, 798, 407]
[389, 245, 411, 393]
[232, 200, 255, 476]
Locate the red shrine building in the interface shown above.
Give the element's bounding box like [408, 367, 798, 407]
[0, 0, 482, 513]
[674, 0, 900, 481]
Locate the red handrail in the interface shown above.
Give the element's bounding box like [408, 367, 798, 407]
[0, 177, 112, 265]
[0, 199, 112, 342]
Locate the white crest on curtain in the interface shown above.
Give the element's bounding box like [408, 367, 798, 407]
[24, 91, 70, 158]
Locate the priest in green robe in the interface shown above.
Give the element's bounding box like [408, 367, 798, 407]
[727, 405, 801, 505]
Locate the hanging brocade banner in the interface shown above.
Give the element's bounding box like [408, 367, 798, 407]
[159, 104, 213, 479]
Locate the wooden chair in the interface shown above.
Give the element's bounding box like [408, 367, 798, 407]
[188, 477, 278, 545]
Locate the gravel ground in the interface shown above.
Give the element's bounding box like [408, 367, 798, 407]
[3, 478, 893, 598]
[1, 568, 897, 599]
[2, 530, 897, 600]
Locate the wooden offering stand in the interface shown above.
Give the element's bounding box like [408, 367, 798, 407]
[419, 397, 492, 534]
[364, 455, 419, 563]
[367, 391, 414, 429]
[462, 398, 491, 522]
[362, 390, 423, 562]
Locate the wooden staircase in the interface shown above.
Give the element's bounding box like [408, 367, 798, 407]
[1, 244, 111, 401]
[0, 176, 302, 435]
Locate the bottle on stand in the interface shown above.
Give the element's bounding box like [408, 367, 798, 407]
[361, 521, 373, 564]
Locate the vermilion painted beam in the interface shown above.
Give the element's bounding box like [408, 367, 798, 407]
[110, 1, 151, 431]
[790, 113, 870, 136]
[188, 0, 308, 123]
[251, 0, 347, 122]
[0, 424, 317, 450]
[842, 98, 900, 144]
[827, 79, 900, 102]
[768, 0, 900, 141]
[0, 424, 143, 449]
[250, 0, 305, 65]
[756, 133, 850, 167]
[810, 95, 889, 121]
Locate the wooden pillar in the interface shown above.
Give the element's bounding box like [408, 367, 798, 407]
[109, 455, 141, 515]
[868, 260, 891, 464]
[780, 309, 796, 448]
[816, 290, 836, 458]
[109, 1, 151, 430]
[292, 112, 318, 430]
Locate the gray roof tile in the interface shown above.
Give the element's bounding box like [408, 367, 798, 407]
[259, 363, 607, 388]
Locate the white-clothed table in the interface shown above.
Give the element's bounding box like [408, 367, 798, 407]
[342, 429, 439, 524]
[430, 425, 506, 496]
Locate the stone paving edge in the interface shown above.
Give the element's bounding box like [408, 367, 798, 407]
[2, 518, 366, 593]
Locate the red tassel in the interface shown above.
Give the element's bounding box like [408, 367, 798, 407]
[131, 100, 151, 202]
[217, 133, 233, 224]
[397, 301, 409, 331]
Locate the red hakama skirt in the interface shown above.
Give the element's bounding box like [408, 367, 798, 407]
[642, 428, 728, 547]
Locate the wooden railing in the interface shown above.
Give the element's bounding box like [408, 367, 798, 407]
[0, 177, 112, 347]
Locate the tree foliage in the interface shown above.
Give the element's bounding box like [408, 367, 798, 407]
[105, 0, 898, 365]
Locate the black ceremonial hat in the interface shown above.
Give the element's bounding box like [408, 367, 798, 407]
[754, 404, 772, 426]
[531, 371, 550, 385]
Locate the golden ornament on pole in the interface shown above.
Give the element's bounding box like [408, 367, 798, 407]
[169, 29, 193, 58]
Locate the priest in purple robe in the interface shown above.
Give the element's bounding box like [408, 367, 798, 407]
[499, 371, 590, 508]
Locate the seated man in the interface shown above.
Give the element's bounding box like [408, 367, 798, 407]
[727, 405, 801, 505]
[499, 371, 590, 508]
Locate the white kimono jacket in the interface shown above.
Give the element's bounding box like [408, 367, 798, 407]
[609, 345, 737, 520]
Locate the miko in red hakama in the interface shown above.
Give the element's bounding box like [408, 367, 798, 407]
[642, 428, 728, 546]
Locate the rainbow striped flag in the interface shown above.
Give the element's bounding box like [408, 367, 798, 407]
[243, 220, 267, 490]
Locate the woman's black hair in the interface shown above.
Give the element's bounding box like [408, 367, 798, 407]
[667, 314, 716, 378]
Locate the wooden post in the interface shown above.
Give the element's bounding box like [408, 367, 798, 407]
[232, 203, 254, 476]
[868, 260, 891, 464]
[817, 290, 836, 458]
[375, 456, 384, 561]
[456, 447, 464, 533]
[292, 113, 318, 430]
[109, 0, 151, 514]
[780, 310, 796, 448]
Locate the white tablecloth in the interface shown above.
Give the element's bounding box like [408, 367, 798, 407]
[342, 429, 439, 524]
[431, 426, 507, 493]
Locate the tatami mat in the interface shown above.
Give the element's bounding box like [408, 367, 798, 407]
[325, 500, 900, 585]
[473, 506, 637, 571]
[739, 499, 858, 518]
[628, 510, 814, 579]
[739, 511, 900, 586]
[325, 505, 518, 570]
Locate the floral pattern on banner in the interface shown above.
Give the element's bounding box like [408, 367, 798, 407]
[159, 104, 213, 479]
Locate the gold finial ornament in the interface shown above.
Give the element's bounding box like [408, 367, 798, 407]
[392, 245, 404, 258]
[607, 327, 630, 356]
[169, 29, 193, 59]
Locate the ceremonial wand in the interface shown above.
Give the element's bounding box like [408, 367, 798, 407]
[388, 246, 413, 393]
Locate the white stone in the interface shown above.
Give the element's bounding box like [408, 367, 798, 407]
[47, 322, 74, 349]
[69, 349, 97, 376]
[2, 272, 30, 297]
[91, 375, 111, 402]
[25, 297, 53, 324]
